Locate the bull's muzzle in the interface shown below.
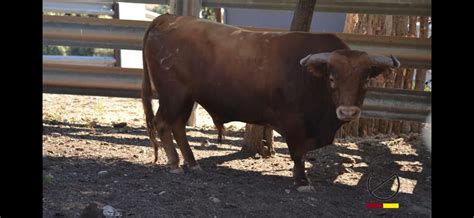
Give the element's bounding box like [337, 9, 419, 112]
[336, 106, 361, 121]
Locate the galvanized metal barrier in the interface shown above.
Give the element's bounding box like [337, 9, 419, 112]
[43, 55, 116, 66]
[43, 63, 141, 90]
[43, 1, 115, 15]
[42, 0, 431, 122]
[43, 0, 431, 16]
[43, 15, 147, 50]
[202, 0, 431, 16]
[361, 88, 431, 122]
[43, 63, 430, 122]
[43, 15, 431, 69]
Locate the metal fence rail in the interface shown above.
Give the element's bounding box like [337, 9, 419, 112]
[43, 55, 116, 66]
[43, 1, 114, 15]
[43, 0, 431, 16]
[43, 63, 142, 90]
[43, 15, 147, 50]
[43, 15, 431, 69]
[361, 87, 430, 122]
[43, 63, 431, 122]
[42, 0, 431, 122]
[204, 0, 431, 16]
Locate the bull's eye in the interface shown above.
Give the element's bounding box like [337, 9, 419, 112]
[329, 75, 336, 88]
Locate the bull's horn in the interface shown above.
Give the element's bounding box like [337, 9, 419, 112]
[368, 54, 401, 68]
[300, 52, 331, 66]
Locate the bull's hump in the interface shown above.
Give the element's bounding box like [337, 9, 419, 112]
[150, 15, 195, 32]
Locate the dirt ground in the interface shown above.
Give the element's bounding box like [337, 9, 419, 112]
[43, 93, 431, 217]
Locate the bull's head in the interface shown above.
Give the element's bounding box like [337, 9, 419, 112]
[300, 49, 400, 121]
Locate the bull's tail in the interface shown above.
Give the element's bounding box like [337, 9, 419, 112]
[142, 50, 154, 132]
[142, 23, 160, 163]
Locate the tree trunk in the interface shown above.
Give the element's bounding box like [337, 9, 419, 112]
[242, 124, 274, 157]
[243, 0, 317, 154]
[186, 102, 198, 126]
[290, 0, 317, 31]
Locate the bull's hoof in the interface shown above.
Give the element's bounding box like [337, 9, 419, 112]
[189, 165, 204, 172]
[296, 185, 315, 193]
[169, 167, 184, 174]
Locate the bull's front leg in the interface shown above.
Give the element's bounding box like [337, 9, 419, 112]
[291, 154, 315, 193]
[280, 123, 315, 192]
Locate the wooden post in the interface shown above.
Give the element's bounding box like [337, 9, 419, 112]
[376, 15, 392, 134]
[391, 69, 404, 134]
[366, 15, 380, 136]
[343, 13, 357, 33]
[412, 16, 430, 132]
[401, 16, 418, 134]
[391, 16, 409, 135]
[243, 124, 264, 155]
[242, 124, 274, 157]
[343, 14, 361, 137]
[214, 8, 222, 23]
[112, 3, 121, 67]
[401, 69, 413, 133]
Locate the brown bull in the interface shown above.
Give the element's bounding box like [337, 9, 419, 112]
[142, 14, 400, 192]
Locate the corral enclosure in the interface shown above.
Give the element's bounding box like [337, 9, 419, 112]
[43, 0, 431, 216]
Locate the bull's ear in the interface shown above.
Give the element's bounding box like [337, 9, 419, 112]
[305, 63, 327, 78]
[368, 54, 400, 78]
[300, 53, 330, 78]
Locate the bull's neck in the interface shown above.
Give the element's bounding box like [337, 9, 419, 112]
[306, 78, 345, 149]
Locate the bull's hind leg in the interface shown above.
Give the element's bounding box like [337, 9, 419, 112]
[154, 78, 200, 173]
[172, 121, 201, 171]
[153, 109, 183, 174]
[171, 99, 202, 171]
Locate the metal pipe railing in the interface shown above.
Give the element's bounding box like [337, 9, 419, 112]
[43, 55, 116, 67]
[43, 15, 431, 69]
[42, 0, 431, 16]
[43, 63, 431, 122]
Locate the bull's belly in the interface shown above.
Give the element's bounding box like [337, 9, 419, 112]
[193, 96, 270, 125]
